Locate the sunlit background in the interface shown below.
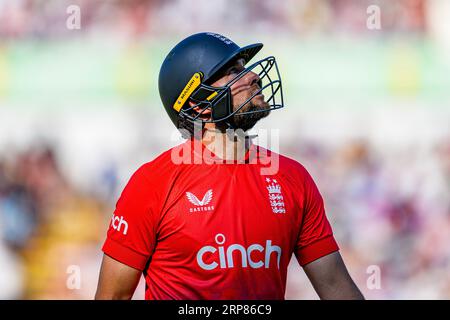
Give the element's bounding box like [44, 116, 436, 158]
[0, 0, 449, 299]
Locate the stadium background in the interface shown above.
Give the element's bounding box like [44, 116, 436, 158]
[0, 0, 449, 299]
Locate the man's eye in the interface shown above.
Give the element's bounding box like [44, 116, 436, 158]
[228, 67, 239, 75]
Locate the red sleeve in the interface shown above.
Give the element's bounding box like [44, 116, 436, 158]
[102, 164, 159, 271]
[295, 170, 339, 267]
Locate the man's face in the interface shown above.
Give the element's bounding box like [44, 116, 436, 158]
[211, 58, 271, 131]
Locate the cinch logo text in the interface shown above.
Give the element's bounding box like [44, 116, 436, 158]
[111, 214, 128, 235]
[196, 234, 282, 270]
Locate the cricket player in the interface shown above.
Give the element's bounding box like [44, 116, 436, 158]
[95, 32, 364, 300]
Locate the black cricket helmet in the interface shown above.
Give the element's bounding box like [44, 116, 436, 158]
[158, 32, 284, 136]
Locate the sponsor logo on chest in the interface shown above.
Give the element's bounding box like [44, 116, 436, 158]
[196, 233, 282, 270]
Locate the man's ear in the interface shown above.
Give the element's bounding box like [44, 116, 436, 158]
[188, 101, 212, 119]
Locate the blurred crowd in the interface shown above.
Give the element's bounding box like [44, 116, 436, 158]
[0, 145, 110, 299]
[0, 0, 428, 40]
[286, 136, 450, 299]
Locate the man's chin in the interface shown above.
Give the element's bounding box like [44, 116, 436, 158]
[251, 93, 268, 106]
[232, 102, 271, 132]
[250, 99, 271, 118]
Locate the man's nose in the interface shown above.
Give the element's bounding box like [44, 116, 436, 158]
[245, 70, 261, 87]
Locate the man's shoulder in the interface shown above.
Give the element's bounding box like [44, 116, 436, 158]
[131, 143, 185, 182]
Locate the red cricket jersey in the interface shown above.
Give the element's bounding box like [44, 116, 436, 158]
[102, 138, 339, 300]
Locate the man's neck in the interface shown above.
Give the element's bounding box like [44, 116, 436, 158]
[201, 124, 252, 161]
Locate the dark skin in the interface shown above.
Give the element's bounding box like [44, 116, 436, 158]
[95, 254, 141, 300]
[95, 60, 365, 300]
[303, 252, 364, 299]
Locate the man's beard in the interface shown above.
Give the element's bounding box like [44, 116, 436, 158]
[231, 99, 271, 132]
